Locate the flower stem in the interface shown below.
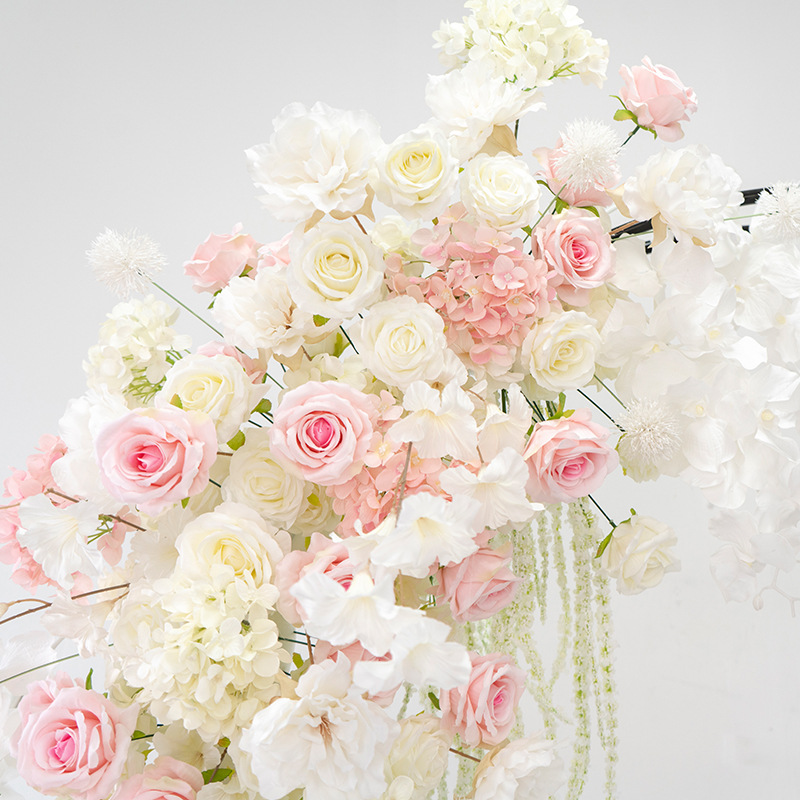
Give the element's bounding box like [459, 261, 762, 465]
[587, 495, 616, 529]
[0, 652, 81, 685]
[621, 125, 641, 147]
[449, 747, 481, 764]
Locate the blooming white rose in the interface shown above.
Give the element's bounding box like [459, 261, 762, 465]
[373, 125, 459, 220]
[370, 215, 424, 264]
[384, 715, 452, 800]
[599, 514, 680, 594]
[521, 310, 601, 392]
[460, 153, 541, 230]
[288, 220, 386, 320]
[246, 101, 381, 223]
[221, 428, 307, 528]
[353, 296, 464, 390]
[155, 353, 265, 443]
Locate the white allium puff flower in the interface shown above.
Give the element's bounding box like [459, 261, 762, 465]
[622, 145, 742, 245]
[238, 657, 399, 800]
[88, 228, 166, 299]
[551, 119, 620, 193]
[473, 734, 565, 800]
[750, 183, 800, 244]
[246, 101, 381, 223]
[617, 399, 683, 481]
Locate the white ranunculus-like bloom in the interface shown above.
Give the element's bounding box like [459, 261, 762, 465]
[288, 221, 386, 320]
[246, 102, 381, 223]
[353, 296, 464, 390]
[460, 153, 541, 230]
[599, 514, 680, 594]
[521, 310, 601, 392]
[175, 501, 289, 587]
[383, 714, 452, 800]
[239, 658, 399, 800]
[373, 125, 459, 220]
[473, 735, 565, 800]
[155, 353, 264, 443]
[222, 428, 306, 527]
[622, 145, 743, 245]
[212, 270, 323, 357]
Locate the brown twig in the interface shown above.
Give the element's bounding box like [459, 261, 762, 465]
[45, 489, 146, 532]
[449, 747, 482, 763]
[0, 582, 130, 626]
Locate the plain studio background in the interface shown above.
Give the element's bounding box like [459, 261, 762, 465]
[1, 2, 799, 798]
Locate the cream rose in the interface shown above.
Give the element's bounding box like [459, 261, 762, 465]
[384, 715, 452, 799]
[156, 354, 265, 443]
[521, 311, 601, 392]
[352, 296, 461, 390]
[373, 125, 458, 220]
[460, 153, 541, 231]
[599, 514, 680, 594]
[221, 427, 307, 528]
[287, 220, 386, 320]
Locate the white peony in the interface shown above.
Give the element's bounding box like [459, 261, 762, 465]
[238, 658, 399, 800]
[246, 101, 381, 223]
[460, 153, 541, 230]
[287, 220, 386, 320]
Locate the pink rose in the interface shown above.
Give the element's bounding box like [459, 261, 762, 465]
[95, 407, 217, 515]
[438, 540, 520, 623]
[440, 653, 525, 747]
[13, 674, 138, 800]
[112, 757, 203, 800]
[533, 145, 616, 208]
[275, 532, 356, 625]
[534, 209, 614, 306]
[183, 224, 260, 293]
[270, 381, 375, 486]
[619, 57, 698, 142]
[522, 409, 618, 503]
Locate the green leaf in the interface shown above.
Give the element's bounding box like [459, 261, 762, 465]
[218, 737, 231, 749]
[312, 314, 329, 327]
[307, 492, 320, 508]
[202, 768, 233, 785]
[131, 730, 151, 741]
[181, 497, 190, 509]
[427, 691, 440, 711]
[613, 108, 639, 123]
[227, 430, 246, 451]
[292, 652, 305, 669]
[84, 668, 93, 691]
[595, 530, 614, 559]
[253, 399, 272, 415]
[332, 332, 348, 358]
[553, 198, 569, 215]
[169, 394, 183, 409]
[583, 205, 600, 217]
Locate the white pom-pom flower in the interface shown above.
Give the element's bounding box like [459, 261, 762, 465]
[88, 229, 166, 299]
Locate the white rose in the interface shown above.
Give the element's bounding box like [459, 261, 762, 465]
[599, 514, 680, 594]
[155, 353, 265, 443]
[373, 125, 458, 220]
[352, 296, 463, 390]
[246, 101, 382, 223]
[370, 215, 424, 264]
[288, 221, 386, 320]
[521, 310, 601, 392]
[292, 484, 342, 538]
[460, 153, 541, 231]
[175, 501, 290, 587]
[384, 715, 452, 799]
[222, 428, 306, 528]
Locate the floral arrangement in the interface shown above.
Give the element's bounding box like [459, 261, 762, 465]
[2, 2, 799, 800]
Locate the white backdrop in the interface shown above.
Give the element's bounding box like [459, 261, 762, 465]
[1, 2, 799, 798]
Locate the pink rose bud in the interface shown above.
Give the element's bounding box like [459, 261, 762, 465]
[440, 652, 525, 747]
[95, 407, 217, 516]
[13, 674, 139, 800]
[522, 409, 618, 503]
[183, 224, 260, 293]
[112, 757, 203, 800]
[619, 57, 698, 142]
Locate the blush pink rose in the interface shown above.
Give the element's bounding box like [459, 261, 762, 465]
[533, 144, 616, 208]
[522, 409, 618, 503]
[534, 209, 614, 306]
[13, 674, 139, 800]
[619, 57, 698, 142]
[183, 223, 260, 293]
[440, 653, 525, 747]
[95, 408, 217, 516]
[438, 540, 520, 623]
[112, 757, 203, 800]
[270, 381, 375, 486]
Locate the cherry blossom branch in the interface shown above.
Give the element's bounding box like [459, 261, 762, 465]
[0, 583, 130, 626]
[44, 489, 146, 532]
[449, 747, 482, 763]
[393, 443, 414, 514]
[353, 215, 368, 235]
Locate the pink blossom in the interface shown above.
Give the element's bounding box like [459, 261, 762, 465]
[13, 674, 138, 800]
[196, 341, 266, 383]
[522, 409, 618, 503]
[314, 640, 399, 707]
[183, 224, 260, 294]
[112, 757, 203, 800]
[440, 653, 525, 747]
[619, 57, 698, 142]
[255, 232, 292, 273]
[95, 408, 217, 516]
[270, 381, 375, 486]
[534, 209, 614, 306]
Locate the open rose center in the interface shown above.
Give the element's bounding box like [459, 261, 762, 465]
[50, 728, 77, 765]
[306, 416, 337, 450]
[130, 444, 165, 473]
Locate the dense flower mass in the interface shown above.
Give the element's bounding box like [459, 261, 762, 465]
[4, 4, 798, 800]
